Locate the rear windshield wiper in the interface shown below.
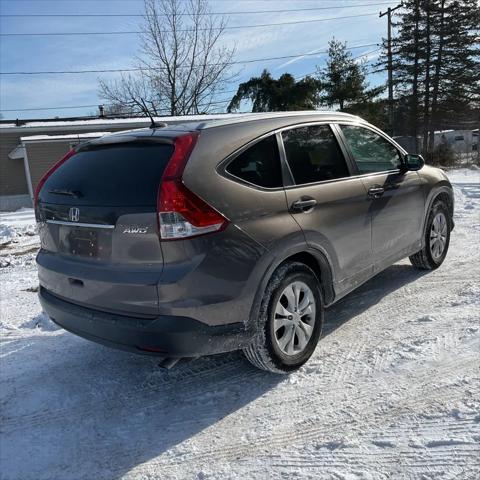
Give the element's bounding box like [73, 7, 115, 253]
[48, 189, 83, 198]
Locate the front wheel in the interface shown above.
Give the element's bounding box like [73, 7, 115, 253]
[243, 261, 324, 374]
[410, 199, 451, 270]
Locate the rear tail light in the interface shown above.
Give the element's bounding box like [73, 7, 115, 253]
[158, 182, 227, 239]
[157, 132, 228, 240]
[34, 148, 76, 207]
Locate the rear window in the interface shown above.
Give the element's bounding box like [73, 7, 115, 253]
[226, 135, 283, 188]
[41, 143, 174, 206]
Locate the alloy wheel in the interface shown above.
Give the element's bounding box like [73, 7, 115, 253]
[430, 212, 447, 260]
[273, 281, 316, 356]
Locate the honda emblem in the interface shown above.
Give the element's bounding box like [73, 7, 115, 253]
[69, 207, 80, 222]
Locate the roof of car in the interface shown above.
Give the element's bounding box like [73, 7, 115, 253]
[195, 110, 360, 130]
[85, 111, 363, 145]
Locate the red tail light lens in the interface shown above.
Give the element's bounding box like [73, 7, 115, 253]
[162, 132, 198, 179]
[158, 180, 227, 239]
[34, 148, 76, 207]
[157, 132, 227, 240]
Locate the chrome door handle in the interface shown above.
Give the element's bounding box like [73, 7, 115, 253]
[291, 198, 317, 212]
[367, 186, 385, 199]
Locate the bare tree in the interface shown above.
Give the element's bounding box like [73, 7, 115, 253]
[99, 74, 152, 115]
[99, 0, 235, 116]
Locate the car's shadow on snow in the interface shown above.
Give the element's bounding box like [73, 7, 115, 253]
[1, 333, 282, 479]
[2, 262, 427, 479]
[324, 262, 428, 336]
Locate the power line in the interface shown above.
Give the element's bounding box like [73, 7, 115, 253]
[1, 50, 380, 113]
[0, 3, 396, 17]
[0, 0, 395, 2]
[0, 12, 379, 36]
[0, 97, 235, 113]
[1, 97, 233, 116]
[2, 104, 102, 112]
[0, 42, 378, 75]
[294, 48, 381, 80]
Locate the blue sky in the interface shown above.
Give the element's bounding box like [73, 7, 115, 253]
[0, 0, 396, 119]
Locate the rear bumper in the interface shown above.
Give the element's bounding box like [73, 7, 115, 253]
[39, 287, 252, 357]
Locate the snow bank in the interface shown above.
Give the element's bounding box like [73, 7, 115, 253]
[0, 208, 36, 228]
[0, 208, 38, 267]
[21, 312, 60, 332]
[0, 222, 36, 246]
[0, 224, 16, 246]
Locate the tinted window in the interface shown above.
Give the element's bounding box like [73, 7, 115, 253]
[226, 135, 283, 188]
[41, 143, 174, 206]
[282, 124, 349, 185]
[341, 125, 402, 174]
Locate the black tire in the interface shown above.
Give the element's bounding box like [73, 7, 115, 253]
[410, 199, 451, 270]
[243, 261, 324, 374]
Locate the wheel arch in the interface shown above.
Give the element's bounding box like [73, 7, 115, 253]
[247, 246, 335, 333]
[422, 185, 455, 243]
[280, 250, 335, 305]
[434, 191, 454, 222]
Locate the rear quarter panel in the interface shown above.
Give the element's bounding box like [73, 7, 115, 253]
[177, 122, 313, 327]
[182, 122, 303, 251]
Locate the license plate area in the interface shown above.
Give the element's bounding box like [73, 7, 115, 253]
[59, 226, 112, 259]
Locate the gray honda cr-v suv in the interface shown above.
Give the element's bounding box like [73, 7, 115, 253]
[35, 111, 454, 373]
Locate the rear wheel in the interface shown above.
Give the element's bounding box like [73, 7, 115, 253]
[410, 199, 451, 270]
[243, 262, 323, 374]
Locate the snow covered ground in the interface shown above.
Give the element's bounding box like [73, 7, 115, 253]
[0, 209, 38, 269]
[1, 169, 479, 480]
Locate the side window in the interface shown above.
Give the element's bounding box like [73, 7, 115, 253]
[281, 124, 350, 185]
[226, 135, 283, 188]
[341, 125, 402, 174]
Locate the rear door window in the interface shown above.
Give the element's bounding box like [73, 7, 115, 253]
[281, 124, 350, 185]
[226, 135, 283, 188]
[41, 142, 174, 206]
[340, 125, 402, 174]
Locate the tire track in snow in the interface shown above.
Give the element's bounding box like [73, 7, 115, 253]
[0, 353, 246, 428]
[4, 329, 474, 436]
[115, 345, 480, 477]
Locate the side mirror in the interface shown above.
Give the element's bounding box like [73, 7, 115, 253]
[403, 153, 425, 171]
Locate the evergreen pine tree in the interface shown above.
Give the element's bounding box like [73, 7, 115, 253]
[318, 39, 382, 111]
[382, 0, 479, 157]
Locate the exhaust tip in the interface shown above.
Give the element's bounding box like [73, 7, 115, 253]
[158, 357, 181, 370]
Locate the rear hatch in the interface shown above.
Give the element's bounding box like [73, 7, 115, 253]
[36, 135, 174, 316]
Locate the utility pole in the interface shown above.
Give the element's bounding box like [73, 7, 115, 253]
[380, 4, 402, 136]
